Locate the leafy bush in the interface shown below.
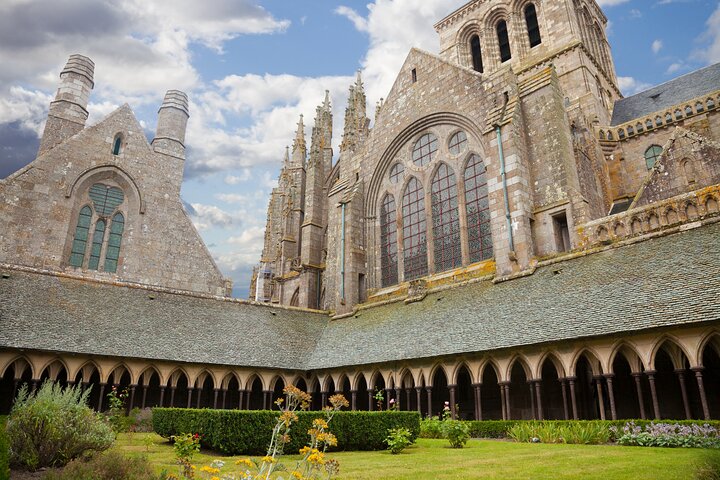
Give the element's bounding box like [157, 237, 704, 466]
[466, 420, 519, 438]
[153, 408, 420, 455]
[0, 416, 9, 480]
[6, 381, 115, 471]
[614, 421, 720, 448]
[42, 451, 159, 480]
[508, 421, 610, 444]
[386, 427, 413, 454]
[419, 419, 444, 439]
[443, 420, 470, 448]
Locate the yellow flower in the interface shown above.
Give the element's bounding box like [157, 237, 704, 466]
[211, 477, 220, 480]
[290, 471, 304, 479]
[235, 458, 254, 467]
[260, 455, 277, 464]
[307, 451, 326, 465]
[312, 418, 329, 429]
[299, 446, 311, 456]
[200, 466, 220, 474]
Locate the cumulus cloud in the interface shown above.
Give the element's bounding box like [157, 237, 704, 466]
[335, 6, 369, 32]
[595, 0, 631, 6]
[617, 76, 653, 96]
[697, 3, 720, 64]
[188, 203, 238, 230]
[652, 39, 663, 54]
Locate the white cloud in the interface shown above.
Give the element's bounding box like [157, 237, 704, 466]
[0, 86, 52, 134]
[188, 203, 238, 230]
[617, 76, 653, 96]
[628, 9, 642, 19]
[335, 6, 369, 32]
[595, 0, 631, 6]
[651, 39, 663, 54]
[224, 170, 252, 185]
[697, 3, 720, 64]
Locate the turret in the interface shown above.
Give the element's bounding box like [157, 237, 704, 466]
[38, 54, 94, 155]
[340, 71, 369, 153]
[152, 90, 189, 160]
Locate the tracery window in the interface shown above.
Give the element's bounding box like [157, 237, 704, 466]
[402, 177, 428, 281]
[497, 20, 512, 62]
[379, 194, 399, 287]
[412, 133, 438, 167]
[69, 206, 92, 267]
[525, 4, 542, 47]
[389, 163, 404, 184]
[104, 213, 125, 273]
[431, 164, 462, 272]
[448, 131, 468, 155]
[644, 145, 663, 170]
[464, 154, 493, 262]
[470, 35, 484, 73]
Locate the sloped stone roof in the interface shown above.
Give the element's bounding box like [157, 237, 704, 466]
[2, 223, 719, 371]
[610, 62, 720, 126]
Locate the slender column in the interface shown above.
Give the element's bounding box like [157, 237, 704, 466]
[448, 384, 457, 419]
[425, 387, 433, 418]
[141, 385, 148, 409]
[560, 379, 569, 420]
[534, 381, 543, 420]
[692, 367, 711, 420]
[604, 374, 617, 421]
[221, 389, 227, 409]
[187, 388, 193, 409]
[368, 390, 374, 411]
[631, 373, 646, 419]
[245, 390, 251, 410]
[213, 388, 220, 409]
[405, 388, 412, 411]
[98, 383, 106, 411]
[594, 376, 606, 420]
[675, 369, 691, 419]
[567, 376, 578, 420]
[263, 390, 272, 410]
[170, 386, 176, 407]
[350, 390, 357, 411]
[11, 379, 19, 404]
[415, 387, 423, 415]
[645, 370, 660, 419]
[321, 391, 328, 408]
[499, 383, 507, 420]
[196, 387, 202, 409]
[472, 383, 481, 421]
[528, 381, 536, 419]
[159, 387, 166, 408]
[386, 389, 392, 410]
[238, 390, 244, 410]
[395, 387, 402, 410]
[30, 380, 38, 393]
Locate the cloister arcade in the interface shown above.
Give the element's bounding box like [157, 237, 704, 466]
[2, 326, 718, 420]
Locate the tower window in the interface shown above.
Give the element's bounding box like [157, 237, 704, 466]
[644, 145, 663, 170]
[112, 134, 123, 155]
[525, 4, 542, 47]
[470, 35, 484, 73]
[497, 20, 512, 62]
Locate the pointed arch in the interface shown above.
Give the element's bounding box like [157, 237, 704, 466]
[570, 348, 603, 376]
[107, 362, 133, 385]
[427, 363, 450, 387]
[379, 192, 399, 286]
[535, 351, 565, 379]
[608, 341, 645, 374]
[649, 335, 694, 370]
[221, 371, 241, 390]
[352, 371, 369, 391]
[464, 153, 493, 262]
[401, 176, 428, 280]
[506, 355, 533, 381]
[431, 162, 462, 272]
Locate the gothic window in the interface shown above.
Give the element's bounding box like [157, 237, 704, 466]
[69, 206, 92, 267]
[525, 4, 542, 47]
[464, 154, 493, 262]
[389, 163, 405, 184]
[379, 194, 398, 287]
[470, 35, 484, 73]
[412, 133, 438, 167]
[104, 213, 125, 273]
[87, 219, 106, 270]
[402, 177, 428, 281]
[448, 131, 468, 155]
[431, 164, 462, 272]
[497, 20, 512, 62]
[112, 134, 123, 155]
[644, 145, 663, 170]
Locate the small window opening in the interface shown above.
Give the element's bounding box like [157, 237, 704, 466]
[112, 135, 122, 155]
[497, 21, 512, 62]
[411, 68, 417, 83]
[470, 35, 484, 73]
[685, 105, 693, 116]
[665, 112, 673, 123]
[525, 4, 542, 47]
[358, 273, 366, 303]
[696, 102, 704, 113]
[552, 211, 570, 253]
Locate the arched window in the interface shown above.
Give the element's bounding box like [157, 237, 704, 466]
[69, 206, 93, 267]
[104, 212, 124, 273]
[448, 131, 468, 155]
[379, 194, 399, 287]
[87, 219, 106, 270]
[290, 288, 300, 307]
[112, 134, 123, 155]
[464, 154, 493, 262]
[470, 34, 484, 73]
[402, 177, 428, 281]
[412, 133, 438, 167]
[525, 4, 541, 47]
[497, 20, 512, 62]
[644, 145, 663, 170]
[389, 163, 404, 184]
[431, 164, 462, 272]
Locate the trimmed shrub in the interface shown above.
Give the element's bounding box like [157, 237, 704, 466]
[153, 408, 420, 455]
[443, 420, 470, 448]
[1, 416, 9, 480]
[386, 427, 413, 454]
[6, 382, 115, 471]
[419, 419, 444, 439]
[466, 420, 518, 438]
[42, 451, 158, 480]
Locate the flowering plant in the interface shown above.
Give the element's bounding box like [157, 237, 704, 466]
[441, 401, 451, 421]
[373, 389, 384, 411]
[612, 421, 720, 448]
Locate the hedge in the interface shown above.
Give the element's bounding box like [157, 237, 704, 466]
[421, 418, 720, 440]
[0, 416, 9, 480]
[152, 408, 420, 455]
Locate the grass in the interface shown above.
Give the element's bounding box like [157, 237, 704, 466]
[113, 433, 720, 480]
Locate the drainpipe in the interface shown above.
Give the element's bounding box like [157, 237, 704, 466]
[340, 203, 346, 304]
[494, 91, 514, 253]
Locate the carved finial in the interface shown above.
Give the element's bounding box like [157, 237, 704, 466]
[323, 90, 331, 111]
[284, 145, 290, 164]
[292, 114, 306, 154]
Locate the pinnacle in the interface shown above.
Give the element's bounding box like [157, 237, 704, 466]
[323, 90, 331, 111]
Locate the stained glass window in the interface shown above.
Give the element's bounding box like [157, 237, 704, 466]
[411, 133, 438, 167]
[379, 194, 399, 286]
[389, 163, 404, 184]
[448, 131, 468, 155]
[497, 20, 512, 62]
[464, 154, 493, 262]
[402, 177, 428, 280]
[525, 4, 541, 47]
[89, 183, 124, 216]
[112, 135, 122, 155]
[644, 145, 663, 170]
[87, 219, 106, 270]
[431, 164, 462, 272]
[69, 205, 93, 267]
[104, 212, 124, 273]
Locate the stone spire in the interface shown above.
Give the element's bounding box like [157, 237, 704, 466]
[291, 114, 306, 165]
[340, 71, 370, 153]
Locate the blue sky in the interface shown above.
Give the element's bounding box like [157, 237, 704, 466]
[0, 0, 718, 298]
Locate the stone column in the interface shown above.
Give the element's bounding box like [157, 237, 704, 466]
[245, 390, 251, 410]
[367, 390, 374, 411]
[395, 387, 402, 410]
[263, 390, 272, 410]
[238, 390, 244, 410]
[528, 381, 536, 419]
[159, 387, 166, 408]
[169, 386, 176, 407]
[386, 389, 392, 410]
[645, 370, 660, 419]
[499, 383, 507, 420]
[221, 389, 227, 409]
[98, 383, 106, 411]
[349, 390, 357, 411]
[631, 372, 646, 419]
[472, 383, 482, 421]
[675, 369, 691, 419]
[425, 387, 433, 418]
[405, 388, 412, 411]
[187, 388, 194, 409]
[415, 387, 423, 416]
[448, 384, 457, 419]
[567, 376, 578, 420]
[213, 388, 220, 409]
[141, 385, 148, 409]
[560, 378, 569, 420]
[692, 367, 711, 420]
[594, 376, 606, 420]
[321, 391, 328, 409]
[196, 388, 202, 409]
[604, 374, 617, 421]
[534, 381, 543, 421]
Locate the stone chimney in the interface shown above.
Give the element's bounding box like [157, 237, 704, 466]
[152, 90, 189, 160]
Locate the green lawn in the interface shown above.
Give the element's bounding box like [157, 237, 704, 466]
[114, 433, 720, 480]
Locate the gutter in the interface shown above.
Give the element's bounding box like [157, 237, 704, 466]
[494, 91, 515, 254]
[340, 202, 346, 304]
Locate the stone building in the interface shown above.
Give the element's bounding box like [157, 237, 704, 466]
[2, 0, 720, 422]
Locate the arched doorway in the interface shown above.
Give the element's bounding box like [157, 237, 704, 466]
[456, 365, 474, 420]
[0, 358, 32, 414]
[139, 368, 162, 409]
[272, 377, 286, 409]
[355, 374, 369, 411]
[574, 353, 601, 419]
[480, 364, 502, 420]
[223, 375, 240, 409]
[248, 376, 264, 410]
[539, 356, 564, 420]
[508, 360, 532, 420]
[611, 348, 643, 419]
[653, 341, 700, 419]
[431, 367, 449, 419]
[195, 373, 215, 409]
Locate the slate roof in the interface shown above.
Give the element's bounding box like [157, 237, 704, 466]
[610, 62, 720, 126]
[2, 223, 719, 371]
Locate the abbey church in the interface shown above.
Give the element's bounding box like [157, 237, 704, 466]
[2, 0, 720, 422]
